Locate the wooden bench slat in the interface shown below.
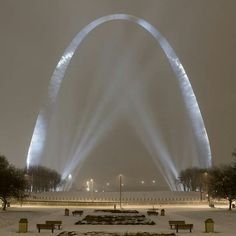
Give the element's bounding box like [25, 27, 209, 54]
[176, 223, 193, 233]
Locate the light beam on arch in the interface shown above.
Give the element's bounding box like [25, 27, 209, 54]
[26, 14, 212, 188]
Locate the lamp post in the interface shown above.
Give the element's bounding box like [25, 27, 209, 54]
[86, 181, 90, 191]
[204, 172, 210, 203]
[30, 174, 33, 192]
[200, 178, 203, 201]
[119, 175, 122, 209]
[90, 179, 94, 202]
[200, 171, 209, 202]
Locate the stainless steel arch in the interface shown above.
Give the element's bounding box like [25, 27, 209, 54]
[26, 14, 212, 186]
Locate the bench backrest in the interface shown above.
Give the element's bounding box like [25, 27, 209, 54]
[45, 220, 62, 225]
[169, 220, 185, 225]
[37, 224, 53, 229]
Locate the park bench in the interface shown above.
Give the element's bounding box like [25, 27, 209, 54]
[169, 220, 185, 229]
[45, 220, 62, 229]
[147, 210, 159, 216]
[175, 223, 193, 233]
[36, 223, 54, 233]
[72, 210, 83, 216]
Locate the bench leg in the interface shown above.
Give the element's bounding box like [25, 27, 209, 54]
[38, 228, 40, 233]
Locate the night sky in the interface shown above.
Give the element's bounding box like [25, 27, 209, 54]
[0, 0, 236, 191]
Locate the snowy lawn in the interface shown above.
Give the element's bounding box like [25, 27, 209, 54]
[0, 204, 236, 235]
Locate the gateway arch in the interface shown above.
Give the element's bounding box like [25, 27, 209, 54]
[26, 14, 212, 190]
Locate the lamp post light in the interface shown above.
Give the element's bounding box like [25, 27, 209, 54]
[68, 174, 72, 181]
[152, 179, 156, 191]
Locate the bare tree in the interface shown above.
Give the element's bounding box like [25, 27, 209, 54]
[208, 165, 236, 210]
[0, 155, 26, 210]
[26, 165, 61, 192]
[179, 167, 207, 192]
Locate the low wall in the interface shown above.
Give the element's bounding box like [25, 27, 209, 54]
[23, 191, 205, 206]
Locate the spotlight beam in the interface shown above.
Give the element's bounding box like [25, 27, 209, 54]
[62, 50, 139, 180]
[124, 80, 179, 190]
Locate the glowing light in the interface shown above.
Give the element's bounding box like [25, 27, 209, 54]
[61, 101, 124, 182]
[26, 14, 212, 189]
[86, 180, 90, 191]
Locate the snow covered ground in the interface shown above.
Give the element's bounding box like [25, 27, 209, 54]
[0, 204, 235, 235]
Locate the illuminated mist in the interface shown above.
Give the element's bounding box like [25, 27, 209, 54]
[26, 14, 212, 190]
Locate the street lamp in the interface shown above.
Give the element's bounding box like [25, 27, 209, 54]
[204, 172, 210, 203]
[90, 179, 94, 202]
[119, 175, 122, 209]
[90, 179, 94, 191]
[200, 172, 208, 201]
[86, 181, 90, 191]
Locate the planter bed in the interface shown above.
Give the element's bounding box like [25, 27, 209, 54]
[58, 232, 175, 236]
[75, 215, 155, 225]
[94, 209, 139, 214]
